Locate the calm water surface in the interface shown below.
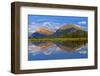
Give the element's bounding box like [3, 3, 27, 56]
[28, 40, 88, 61]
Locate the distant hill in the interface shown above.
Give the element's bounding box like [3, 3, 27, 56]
[59, 24, 85, 31]
[36, 27, 54, 35]
[31, 32, 47, 38]
[30, 27, 54, 38]
[51, 24, 87, 38]
[29, 24, 87, 38]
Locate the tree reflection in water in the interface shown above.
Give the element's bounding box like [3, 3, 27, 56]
[28, 40, 88, 60]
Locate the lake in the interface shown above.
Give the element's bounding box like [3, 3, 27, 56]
[28, 40, 88, 61]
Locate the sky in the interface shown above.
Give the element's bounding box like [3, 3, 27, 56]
[28, 15, 88, 34]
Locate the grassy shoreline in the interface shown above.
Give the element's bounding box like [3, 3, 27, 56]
[28, 38, 87, 41]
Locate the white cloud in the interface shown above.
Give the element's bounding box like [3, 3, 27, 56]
[42, 22, 61, 32]
[31, 22, 36, 25]
[28, 22, 40, 35]
[28, 21, 41, 33]
[37, 19, 47, 22]
[28, 25, 36, 33]
[78, 21, 87, 25]
[28, 21, 61, 35]
[42, 22, 52, 26]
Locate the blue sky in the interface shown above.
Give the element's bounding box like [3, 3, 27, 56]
[28, 15, 88, 33]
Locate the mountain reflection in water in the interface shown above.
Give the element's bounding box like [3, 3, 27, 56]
[28, 40, 88, 61]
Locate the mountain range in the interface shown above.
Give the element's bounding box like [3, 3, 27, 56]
[29, 24, 87, 38]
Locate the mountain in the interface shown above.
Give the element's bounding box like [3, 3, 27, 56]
[35, 27, 54, 35]
[29, 24, 87, 38]
[59, 24, 85, 31]
[56, 24, 85, 33]
[30, 27, 54, 38]
[31, 32, 47, 38]
[51, 24, 87, 38]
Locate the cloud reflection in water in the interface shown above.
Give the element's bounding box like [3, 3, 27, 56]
[28, 40, 88, 60]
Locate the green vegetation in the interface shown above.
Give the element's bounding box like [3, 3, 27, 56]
[50, 31, 88, 38]
[29, 27, 88, 42]
[29, 38, 87, 42]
